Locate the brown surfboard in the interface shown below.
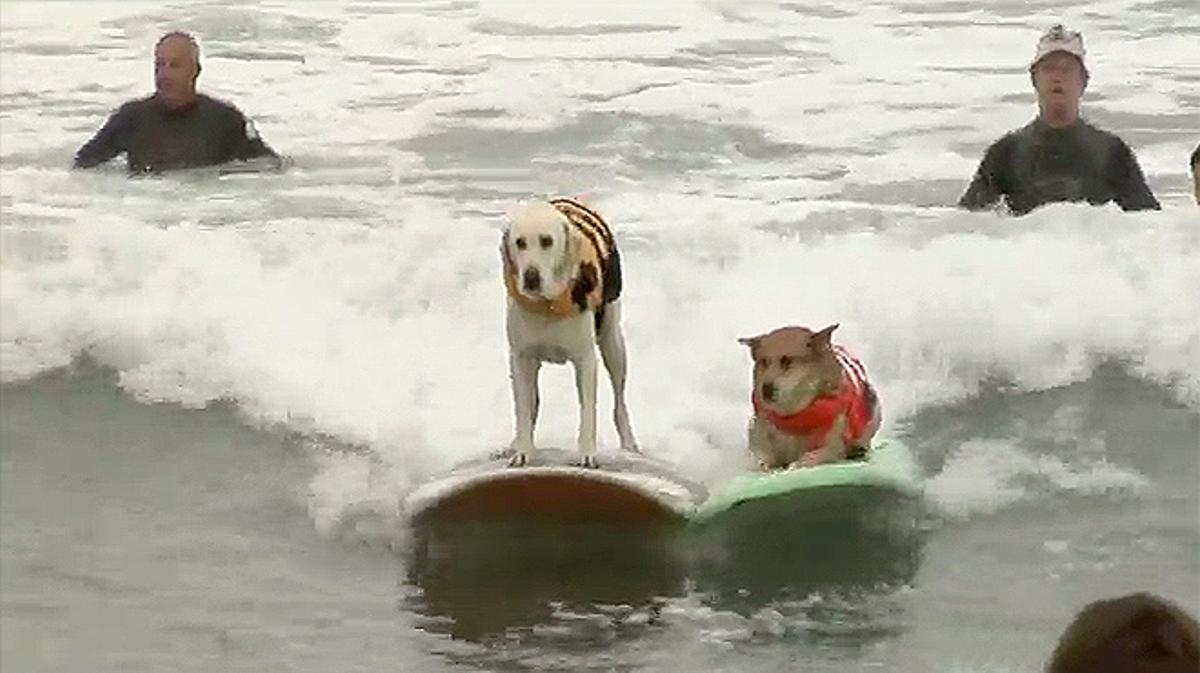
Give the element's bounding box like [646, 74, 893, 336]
[403, 448, 706, 526]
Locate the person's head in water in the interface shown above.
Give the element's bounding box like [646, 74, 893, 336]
[1191, 143, 1199, 204]
[1030, 25, 1088, 129]
[1046, 592, 1199, 673]
[154, 32, 200, 109]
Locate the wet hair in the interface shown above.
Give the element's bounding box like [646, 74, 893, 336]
[1046, 592, 1199, 673]
[155, 31, 201, 72]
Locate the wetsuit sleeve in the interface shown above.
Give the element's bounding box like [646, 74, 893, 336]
[74, 106, 129, 168]
[958, 139, 1008, 211]
[227, 112, 280, 165]
[1108, 139, 1161, 211]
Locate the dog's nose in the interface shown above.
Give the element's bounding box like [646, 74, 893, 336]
[761, 382, 776, 402]
[522, 267, 541, 292]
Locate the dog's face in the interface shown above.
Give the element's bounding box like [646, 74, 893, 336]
[739, 324, 842, 415]
[503, 201, 575, 301]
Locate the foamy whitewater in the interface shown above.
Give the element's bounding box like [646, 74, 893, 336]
[2, 2, 1198, 672]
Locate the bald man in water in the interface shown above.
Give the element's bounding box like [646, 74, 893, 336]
[75, 32, 280, 173]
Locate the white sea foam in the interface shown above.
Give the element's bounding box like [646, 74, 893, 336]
[925, 439, 1150, 520]
[2, 1, 1196, 534]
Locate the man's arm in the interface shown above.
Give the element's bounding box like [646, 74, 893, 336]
[958, 139, 1008, 211]
[74, 106, 129, 168]
[227, 113, 281, 166]
[1109, 139, 1161, 211]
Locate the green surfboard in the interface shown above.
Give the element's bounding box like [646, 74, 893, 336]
[690, 439, 923, 525]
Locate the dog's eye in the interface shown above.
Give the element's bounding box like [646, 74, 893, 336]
[539, 235, 553, 249]
[515, 237, 527, 250]
[780, 356, 792, 369]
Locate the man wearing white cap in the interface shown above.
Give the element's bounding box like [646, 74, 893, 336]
[958, 25, 1159, 215]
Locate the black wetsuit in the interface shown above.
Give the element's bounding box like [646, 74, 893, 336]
[74, 94, 279, 173]
[958, 119, 1160, 216]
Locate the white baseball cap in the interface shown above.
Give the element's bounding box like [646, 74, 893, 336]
[1031, 24, 1086, 69]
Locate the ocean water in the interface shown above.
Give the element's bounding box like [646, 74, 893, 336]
[2, 1, 1198, 671]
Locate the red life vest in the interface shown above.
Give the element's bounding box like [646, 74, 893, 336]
[751, 346, 877, 455]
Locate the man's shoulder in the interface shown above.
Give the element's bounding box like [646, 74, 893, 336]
[1077, 119, 1130, 150]
[981, 122, 1033, 160]
[1000, 120, 1039, 144]
[112, 95, 157, 117]
[195, 93, 249, 120]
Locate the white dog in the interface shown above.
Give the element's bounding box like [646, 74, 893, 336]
[500, 197, 638, 468]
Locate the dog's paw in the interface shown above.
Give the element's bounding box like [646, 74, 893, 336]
[794, 453, 823, 469]
[508, 452, 530, 468]
[750, 452, 776, 472]
[490, 445, 516, 460]
[579, 455, 600, 469]
[620, 441, 642, 455]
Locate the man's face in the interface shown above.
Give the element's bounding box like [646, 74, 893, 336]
[1033, 52, 1086, 110]
[154, 36, 198, 107]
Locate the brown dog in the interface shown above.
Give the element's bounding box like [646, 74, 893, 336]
[738, 324, 880, 470]
[1046, 592, 1199, 673]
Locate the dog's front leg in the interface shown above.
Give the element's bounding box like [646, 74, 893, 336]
[801, 415, 848, 467]
[573, 351, 599, 468]
[509, 353, 540, 467]
[747, 417, 777, 471]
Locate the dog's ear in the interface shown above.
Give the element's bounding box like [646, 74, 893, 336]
[553, 220, 579, 281]
[737, 335, 762, 356]
[812, 323, 838, 350]
[562, 219, 577, 260]
[499, 231, 514, 271]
